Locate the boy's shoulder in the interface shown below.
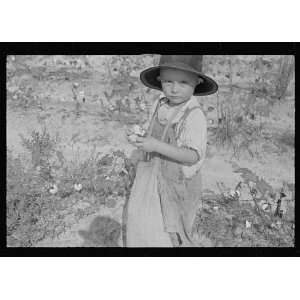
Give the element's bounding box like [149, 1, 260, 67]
[148, 95, 205, 124]
[180, 97, 206, 120]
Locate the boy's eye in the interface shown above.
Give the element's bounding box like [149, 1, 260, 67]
[161, 80, 191, 86]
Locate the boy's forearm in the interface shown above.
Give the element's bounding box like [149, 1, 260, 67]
[153, 141, 198, 165]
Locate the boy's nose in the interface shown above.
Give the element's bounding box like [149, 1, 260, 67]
[171, 82, 179, 93]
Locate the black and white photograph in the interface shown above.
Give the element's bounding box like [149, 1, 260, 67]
[1, 2, 299, 299]
[5, 51, 295, 250]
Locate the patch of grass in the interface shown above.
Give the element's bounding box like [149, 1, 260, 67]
[212, 113, 262, 159]
[20, 127, 60, 173]
[7, 150, 56, 246]
[211, 91, 285, 159]
[276, 130, 295, 148]
[194, 189, 294, 247]
[7, 144, 137, 247]
[7, 85, 42, 111]
[275, 56, 295, 101]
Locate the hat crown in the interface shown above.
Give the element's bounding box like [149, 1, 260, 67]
[159, 55, 203, 73]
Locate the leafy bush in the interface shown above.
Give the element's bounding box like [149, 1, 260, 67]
[19, 127, 60, 183]
[7, 144, 137, 247]
[275, 55, 295, 100]
[211, 91, 268, 159]
[194, 188, 294, 247]
[100, 55, 158, 121]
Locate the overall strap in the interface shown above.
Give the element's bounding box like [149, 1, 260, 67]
[147, 97, 186, 141]
[147, 97, 167, 137]
[161, 102, 186, 142]
[177, 106, 203, 125]
[148, 98, 186, 168]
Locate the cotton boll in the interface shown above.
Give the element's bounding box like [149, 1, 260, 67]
[49, 184, 58, 194]
[132, 125, 146, 136]
[132, 125, 140, 133]
[140, 102, 146, 111]
[248, 181, 256, 189]
[108, 104, 114, 111]
[128, 134, 137, 143]
[261, 203, 270, 211]
[229, 189, 236, 197]
[74, 183, 83, 192]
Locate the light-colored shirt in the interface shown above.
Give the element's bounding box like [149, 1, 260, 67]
[145, 96, 207, 178]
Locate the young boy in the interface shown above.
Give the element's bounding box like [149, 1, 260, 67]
[126, 55, 218, 247]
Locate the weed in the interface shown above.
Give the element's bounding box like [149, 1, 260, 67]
[8, 85, 42, 110]
[195, 184, 294, 247]
[99, 55, 157, 125]
[276, 130, 295, 148]
[7, 145, 137, 247]
[275, 56, 295, 101]
[20, 127, 60, 177]
[212, 90, 276, 159]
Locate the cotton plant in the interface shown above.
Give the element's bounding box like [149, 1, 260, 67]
[113, 156, 128, 175]
[103, 153, 130, 180]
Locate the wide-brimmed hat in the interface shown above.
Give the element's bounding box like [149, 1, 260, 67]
[140, 55, 218, 96]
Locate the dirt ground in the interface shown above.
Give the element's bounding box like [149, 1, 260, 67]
[6, 55, 295, 247]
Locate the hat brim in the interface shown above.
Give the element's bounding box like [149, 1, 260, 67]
[140, 66, 218, 96]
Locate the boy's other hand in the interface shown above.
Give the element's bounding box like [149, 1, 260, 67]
[129, 149, 144, 165]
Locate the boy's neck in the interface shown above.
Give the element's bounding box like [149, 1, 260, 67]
[165, 98, 190, 107]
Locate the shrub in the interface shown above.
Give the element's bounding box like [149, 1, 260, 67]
[275, 56, 295, 100]
[19, 127, 60, 178]
[8, 85, 42, 111]
[7, 146, 137, 247]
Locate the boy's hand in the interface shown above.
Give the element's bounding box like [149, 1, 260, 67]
[126, 125, 147, 145]
[135, 136, 161, 153]
[129, 149, 144, 165]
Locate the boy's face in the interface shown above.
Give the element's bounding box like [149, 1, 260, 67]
[160, 68, 199, 105]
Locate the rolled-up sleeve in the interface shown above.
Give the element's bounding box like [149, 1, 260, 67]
[177, 108, 207, 178]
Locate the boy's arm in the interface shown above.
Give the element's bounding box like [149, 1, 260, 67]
[153, 140, 199, 165]
[135, 136, 199, 165]
[135, 106, 205, 166]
